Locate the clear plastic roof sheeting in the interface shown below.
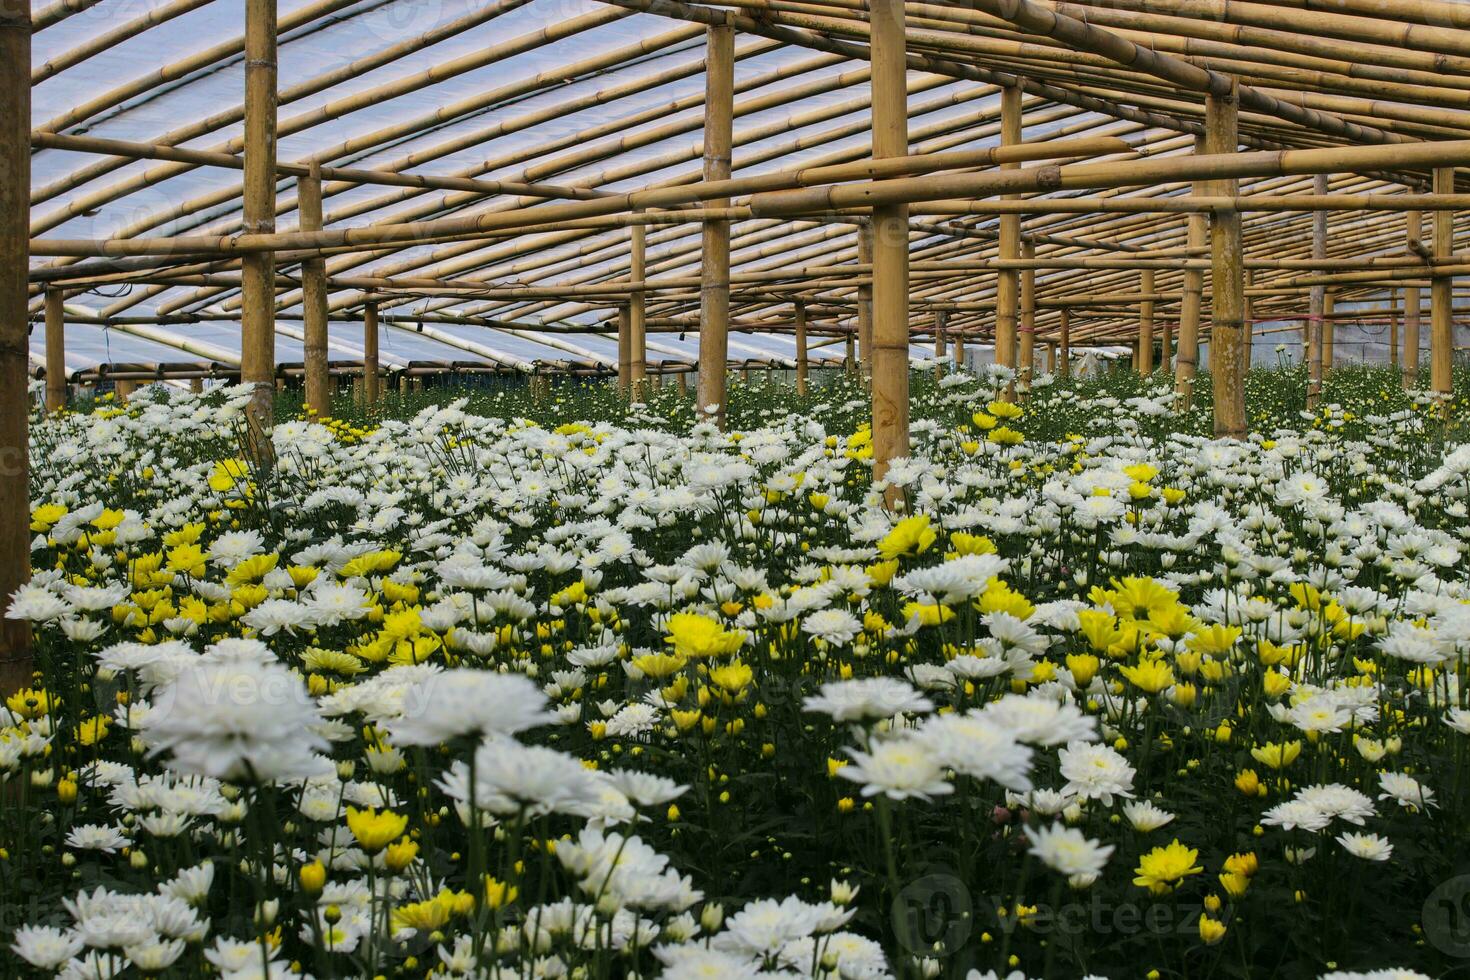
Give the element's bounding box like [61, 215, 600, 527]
[26, 0, 1210, 376]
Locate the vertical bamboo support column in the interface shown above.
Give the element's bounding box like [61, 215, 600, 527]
[299, 166, 331, 418]
[115, 380, 136, 402]
[1059, 308, 1071, 378]
[616, 305, 632, 393]
[1389, 289, 1399, 371]
[795, 300, 809, 395]
[1404, 211, 1422, 390]
[1161, 316, 1172, 372]
[870, 0, 909, 489]
[1138, 269, 1155, 375]
[1306, 173, 1328, 409]
[933, 309, 946, 379]
[363, 301, 380, 405]
[1046, 342, 1056, 374]
[1322, 292, 1335, 373]
[1019, 240, 1036, 391]
[857, 223, 874, 378]
[1205, 80, 1246, 439]
[45, 288, 66, 413]
[1431, 167, 1454, 416]
[0, 0, 32, 696]
[1174, 138, 1207, 409]
[845, 332, 856, 372]
[697, 24, 734, 426]
[994, 84, 1022, 398]
[630, 221, 647, 397]
[240, 0, 278, 440]
[953, 330, 965, 370]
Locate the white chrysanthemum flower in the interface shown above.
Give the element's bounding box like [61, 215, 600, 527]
[1058, 741, 1135, 805]
[803, 677, 933, 722]
[1336, 832, 1393, 862]
[838, 734, 952, 801]
[1024, 823, 1114, 877]
[387, 669, 556, 746]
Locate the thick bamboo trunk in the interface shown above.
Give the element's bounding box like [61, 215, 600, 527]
[299, 166, 331, 418]
[994, 84, 1022, 398]
[45, 287, 66, 413]
[932, 308, 946, 380]
[617, 305, 633, 392]
[870, 0, 910, 491]
[1161, 310, 1172, 371]
[630, 221, 647, 396]
[1306, 173, 1327, 409]
[953, 330, 965, 370]
[0, 0, 32, 697]
[697, 25, 734, 427]
[1389, 291, 1400, 372]
[240, 0, 278, 442]
[1322, 292, 1335, 372]
[795, 299, 809, 394]
[845, 332, 856, 372]
[363, 301, 380, 404]
[1059, 308, 1071, 377]
[1207, 80, 1247, 439]
[1046, 341, 1056, 374]
[1432, 167, 1455, 417]
[857, 222, 874, 378]
[1174, 140, 1207, 408]
[1138, 269, 1155, 374]
[1019, 239, 1037, 390]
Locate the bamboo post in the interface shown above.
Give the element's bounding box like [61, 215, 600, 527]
[1322, 292, 1335, 372]
[0, 0, 32, 696]
[1046, 341, 1056, 374]
[1174, 137, 1206, 409]
[115, 380, 136, 402]
[1206, 79, 1246, 439]
[240, 0, 278, 444]
[1389, 290, 1399, 371]
[1404, 209, 1423, 390]
[994, 84, 1022, 398]
[1138, 269, 1155, 374]
[190, 378, 204, 394]
[1019, 239, 1037, 390]
[45, 287, 66, 413]
[857, 222, 874, 379]
[299, 165, 331, 418]
[363, 300, 380, 405]
[795, 299, 809, 394]
[1059, 308, 1071, 378]
[1432, 166, 1454, 416]
[932, 308, 946, 380]
[696, 24, 734, 427]
[1307, 173, 1327, 409]
[1161, 314, 1172, 372]
[617, 304, 632, 392]
[870, 0, 909, 491]
[845, 332, 856, 372]
[630, 220, 647, 397]
[953, 330, 965, 370]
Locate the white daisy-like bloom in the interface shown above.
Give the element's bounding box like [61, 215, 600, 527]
[710, 895, 833, 957]
[800, 608, 863, 646]
[980, 693, 1098, 746]
[838, 733, 953, 801]
[1024, 822, 1115, 878]
[1295, 784, 1376, 826]
[387, 669, 556, 746]
[1058, 741, 1136, 806]
[802, 677, 934, 722]
[1378, 771, 1436, 811]
[917, 711, 1033, 790]
[1261, 800, 1334, 833]
[1122, 800, 1176, 832]
[10, 925, 83, 969]
[1336, 832, 1393, 862]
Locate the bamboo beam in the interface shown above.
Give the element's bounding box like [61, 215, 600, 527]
[796, 299, 809, 394]
[1019, 239, 1037, 388]
[32, 0, 212, 85]
[698, 24, 735, 426]
[0, 0, 31, 697]
[630, 221, 648, 396]
[240, 0, 277, 441]
[44, 287, 64, 412]
[1432, 167, 1455, 416]
[1404, 209, 1422, 390]
[300, 166, 331, 418]
[871, 0, 910, 491]
[363, 301, 381, 405]
[1207, 79, 1246, 439]
[1307, 173, 1327, 409]
[1138, 268, 1155, 373]
[914, 193, 1470, 214]
[995, 84, 1022, 398]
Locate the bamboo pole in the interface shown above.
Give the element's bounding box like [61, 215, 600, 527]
[1046, 341, 1056, 373]
[995, 84, 1023, 398]
[44, 287, 65, 413]
[1322, 291, 1335, 371]
[1160, 306, 1172, 370]
[1019, 239, 1037, 388]
[1175, 137, 1206, 409]
[363, 301, 381, 405]
[1389, 289, 1400, 372]
[1207, 79, 1247, 439]
[933, 308, 947, 380]
[299, 166, 331, 418]
[1432, 166, 1455, 416]
[1059, 307, 1071, 376]
[795, 299, 809, 394]
[871, 0, 910, 492]
[857, 223, 874, 378]
[914, 193, 1470, 215]
[1306, 173, 1327, 408]
[953, 327, 965, 370]
[1138, 268, 1155, 373]
[698, 24, 734, 427]
[617, 305, 632, 392]
[0, 0, 30, 697]
[240, 0, 277, 442]
[630, 221, 648, 397]
[1404, 209, 1422, 390]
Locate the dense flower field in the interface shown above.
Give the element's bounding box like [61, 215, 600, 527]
[5, 364, 1470, 980]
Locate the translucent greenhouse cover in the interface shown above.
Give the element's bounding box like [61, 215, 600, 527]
[26, 0, 1123, 375]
